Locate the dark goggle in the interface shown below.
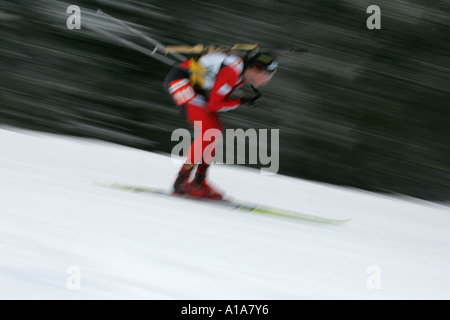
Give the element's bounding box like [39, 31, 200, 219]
[255, 54, 278, 73]
[265, 61, 278, 73]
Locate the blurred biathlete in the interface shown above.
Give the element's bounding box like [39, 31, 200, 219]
[164, 50, 277, 200]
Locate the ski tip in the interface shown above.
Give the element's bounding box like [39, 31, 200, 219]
[245, 205, 351, 225]
[327, 218, 352, 225]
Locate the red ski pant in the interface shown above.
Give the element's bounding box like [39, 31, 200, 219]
[184, 103, 224, 165]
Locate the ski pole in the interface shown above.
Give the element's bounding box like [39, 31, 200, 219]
[96, 9, 187, 63]
[84, 21, 179, 66]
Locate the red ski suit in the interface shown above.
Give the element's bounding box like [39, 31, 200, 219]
[166, 53, 246, 164]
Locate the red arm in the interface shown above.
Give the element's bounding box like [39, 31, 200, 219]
[207, 65, 243, 112]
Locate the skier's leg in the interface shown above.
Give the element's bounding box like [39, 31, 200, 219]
[185, 104, 223, 165]
[172, 98, 213, 195]
[185, 107, 224, 199]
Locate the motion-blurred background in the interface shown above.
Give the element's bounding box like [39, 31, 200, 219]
[1, 0, 449, 201]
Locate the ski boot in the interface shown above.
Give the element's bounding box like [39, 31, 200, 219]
[191, 163, 224, 200]
[172, 163, 195, 196]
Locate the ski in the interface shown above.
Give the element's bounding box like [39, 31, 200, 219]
[96, 182, 350, 225]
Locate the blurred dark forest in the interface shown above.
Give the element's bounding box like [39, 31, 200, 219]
[1, 0, 449, 201]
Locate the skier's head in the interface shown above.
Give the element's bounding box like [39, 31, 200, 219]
[244, 52, 277, 87]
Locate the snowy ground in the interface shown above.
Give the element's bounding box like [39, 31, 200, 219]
[0, 127, 449, 299]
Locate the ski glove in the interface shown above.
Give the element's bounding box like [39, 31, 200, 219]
[240, 92, 264, 108]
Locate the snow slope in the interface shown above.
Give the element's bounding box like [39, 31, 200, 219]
[0, 127, 449, 299]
